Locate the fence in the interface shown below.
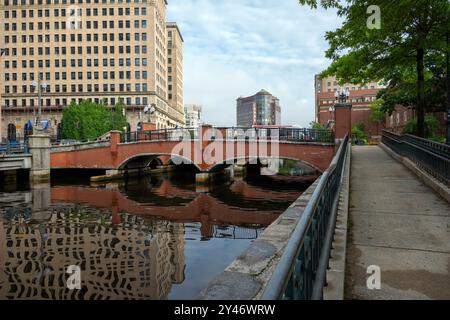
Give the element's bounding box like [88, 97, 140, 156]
[261, 134, 349, 300]
[120, 127, 335, 144]
[0, 140, 29, 154]
[382, 130, 449, 186]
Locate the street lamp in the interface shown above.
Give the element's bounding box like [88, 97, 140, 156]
[144, 103, 156, 122]
[31, 77, 48, 131]
[334, 88, 350, 103]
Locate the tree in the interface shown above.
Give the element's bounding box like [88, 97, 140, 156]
[299, 0, 450, 137]
[61, 100, 128, 141]
[369, 99, 385, 133]
[310, 121, 326, 129]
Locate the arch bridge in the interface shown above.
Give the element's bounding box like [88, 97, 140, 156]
[50, 126, 336, 177]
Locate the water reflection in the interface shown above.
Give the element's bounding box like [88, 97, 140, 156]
[0, 174, 315, 299]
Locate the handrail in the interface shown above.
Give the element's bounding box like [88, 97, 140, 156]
[0, 140, 29, 155]
[382, 130, 449, 186]
[120, 127, 335, 144]
[261, 134, 349, 300]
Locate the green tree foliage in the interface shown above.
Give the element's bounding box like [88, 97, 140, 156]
[352, 123, 369, 144]
[402, 114, 441, 139]
[310, 121, 327, 129]
[61, 100, 128, 141]
[299, 0, 450, 137]
[369, 99, 385, 124]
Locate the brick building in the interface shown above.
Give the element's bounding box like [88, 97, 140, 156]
[315, 75, 384, 137]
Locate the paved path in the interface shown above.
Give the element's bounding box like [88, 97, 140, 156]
[346, 146, 450, 300]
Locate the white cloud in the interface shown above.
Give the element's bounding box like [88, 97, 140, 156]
[167, 0, 342, 127]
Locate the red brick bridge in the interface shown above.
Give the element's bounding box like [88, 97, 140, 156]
[50, 126, 336, 173]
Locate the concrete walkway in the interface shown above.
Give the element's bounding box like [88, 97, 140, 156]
[346, 146, 450, 300]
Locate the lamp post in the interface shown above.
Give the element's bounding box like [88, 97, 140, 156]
[334, 88, 350, 103]
[31, 77, 48, 132]
[144, 103, 156, 123]
[328, 106, 335, 128]
[333, 88, 353, 140]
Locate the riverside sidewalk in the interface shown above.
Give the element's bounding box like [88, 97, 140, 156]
[346, 146, 450, 300]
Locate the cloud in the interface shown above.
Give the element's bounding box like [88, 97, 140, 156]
[167, 0, 342, 127]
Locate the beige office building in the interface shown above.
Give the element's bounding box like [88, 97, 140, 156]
[0, 0, 184, 141]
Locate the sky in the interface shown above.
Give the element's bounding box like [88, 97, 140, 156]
[166, 0, 343, 127]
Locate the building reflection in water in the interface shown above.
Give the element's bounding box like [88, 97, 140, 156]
[0, 207, 185, 300]
[0, 174, 313, 300]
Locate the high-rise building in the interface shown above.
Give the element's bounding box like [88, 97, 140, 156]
[0, 0, 184, 141]
[315, 75, 383, 136]
[184, 104, 202, 127]
[236, 89, 281, 127]
[166, 22, 184, 126]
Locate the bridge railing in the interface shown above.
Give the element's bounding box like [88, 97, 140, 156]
[0, 140, 29, 155]
[120, 127, 334, 144]
[261, 134, 350, 300]
[382, 130, 450, 186]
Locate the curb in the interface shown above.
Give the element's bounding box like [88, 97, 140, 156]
[323, 143, 351, 300]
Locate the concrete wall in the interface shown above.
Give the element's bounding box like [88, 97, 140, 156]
[28, 134, 51, 182]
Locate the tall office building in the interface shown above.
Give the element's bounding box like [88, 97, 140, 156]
[166, 22, 184, 125]
[236, 89, 281, 127]
[184, 104, 202, 127]
[0, 0, 184, 141]
[315, 75, 383, 136]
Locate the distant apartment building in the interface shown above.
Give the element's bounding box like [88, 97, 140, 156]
[315, 75, 383, 136]
[184, 104, 202, 127]
[0, 0, 184, 141]
[236, 90, 281, 127]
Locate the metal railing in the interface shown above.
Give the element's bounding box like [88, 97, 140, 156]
[382, 130, 449, 186]
[261, 134, 350, 300]
[120, 127, 335, 144]
[121, 128, 198, 143]
[0, 140, 29, 155]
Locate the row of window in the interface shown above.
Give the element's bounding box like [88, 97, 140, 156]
[4, 96, 150, 108]
[5, 32, 148, 44]
[4, 20, 148, 31]
[5, 69, 149, 81]
[320, 96, 377, 105]
[2, 45, 148, 56]
[5, 58, 149, 69]
[4, 7, 147, 18]
[4, 0, 147, 5]
[5, 83, 150, 94]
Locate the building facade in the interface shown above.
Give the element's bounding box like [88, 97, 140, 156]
[0, 0, 184, 141]
[236, 89, 281, 127]
[166, 22, 184, 126]
[184, 104, 202, 127]
[315, 75, 383, 137]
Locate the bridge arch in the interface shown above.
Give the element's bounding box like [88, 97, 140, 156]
[206, 156, 323, 174]
[117, 153, 202, 172]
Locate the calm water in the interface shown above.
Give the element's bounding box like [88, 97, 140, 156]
[0, 173, 315, 300]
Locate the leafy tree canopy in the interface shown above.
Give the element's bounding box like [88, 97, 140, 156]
[61, 100, 128, 141]
[300, 0, 450, 137]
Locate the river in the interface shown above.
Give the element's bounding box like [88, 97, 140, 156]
[0, 172, 315, 300]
